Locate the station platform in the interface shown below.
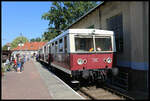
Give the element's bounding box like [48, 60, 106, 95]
[2, 59, 84, 99]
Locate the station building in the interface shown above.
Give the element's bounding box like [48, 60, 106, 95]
[12, 42, 47, 59]
[66, 1, 149, 93]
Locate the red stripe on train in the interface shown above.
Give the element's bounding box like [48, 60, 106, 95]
[70, 53, 113, 70]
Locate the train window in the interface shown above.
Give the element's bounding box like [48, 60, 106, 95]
[55, 41, 57, 44]
[95, 36, 112, 51]
[59, 39, 62, 43]
[59, 38, 63, 52]
[55, 41, 58, 52]
[64, 36, 67, 53]
[49, 45, 51, 53]
[52, 43, 54, 46]
[75, 36, 94, 52]
[44, 46, 46, 53]
[46, 46, 48, 54]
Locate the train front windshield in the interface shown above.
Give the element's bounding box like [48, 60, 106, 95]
[75, 35, 112, 52]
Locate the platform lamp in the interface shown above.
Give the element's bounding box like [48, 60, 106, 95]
[19, 40, 23, 56]
[19, 33, 23, 56]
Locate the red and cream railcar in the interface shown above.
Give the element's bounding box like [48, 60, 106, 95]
[38, 42, 50, 64]
[39, 29, 118, 82]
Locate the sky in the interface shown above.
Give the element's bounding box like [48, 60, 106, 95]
[2, 1, 52, 46]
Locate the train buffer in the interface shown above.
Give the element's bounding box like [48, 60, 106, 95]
[2, 59, 84, 99]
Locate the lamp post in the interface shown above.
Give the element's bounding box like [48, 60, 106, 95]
[19, 33, 23, 56]
[19, 40, 23, 55]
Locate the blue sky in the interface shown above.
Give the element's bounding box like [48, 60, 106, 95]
[2, 1, 52, 46]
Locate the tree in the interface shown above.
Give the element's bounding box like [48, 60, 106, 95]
[30, 37, 42, 42]
[35, 37, 41, 42]
[11, 36, 29, 49]
[41, 1, 98, 41]
[30, 38, 36, 42]
[42, 30, 59, 41]
[2, 45, 8, 50]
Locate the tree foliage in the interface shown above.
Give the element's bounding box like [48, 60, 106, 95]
[42, 1, 98, 41]
[2, 45, 8, 50]
[11, 36, 29, 49]
[30, 37, 42, 42]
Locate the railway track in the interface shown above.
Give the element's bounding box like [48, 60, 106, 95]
[41, 63, 135, 100]
[103, 83, 135, 100]
[75, 85, 125, 100]
[73, 82, 135, 100]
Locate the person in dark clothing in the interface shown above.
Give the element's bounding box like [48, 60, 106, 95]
[36, 54, 39, 61]
[17, 58, 21, 73]
[20, 57, 24, 72]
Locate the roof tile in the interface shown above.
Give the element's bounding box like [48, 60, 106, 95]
[12, 42, 47, 51]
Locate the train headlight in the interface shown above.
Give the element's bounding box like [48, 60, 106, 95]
[77, 58, 84, 65]
[106, 57, 112, 64]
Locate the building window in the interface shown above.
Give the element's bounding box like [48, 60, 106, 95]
[107, 13, 123, 53]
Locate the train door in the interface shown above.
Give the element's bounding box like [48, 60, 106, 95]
[64, 36, 67, 53]
[44, 46, 46, 62]
[64, 35, 70, 69]
[48, 44, 51, 65]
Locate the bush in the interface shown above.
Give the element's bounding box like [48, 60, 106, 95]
[2, 64, 6, 72]
[1, 64, 6, 76]
[2, 67, 5, 73]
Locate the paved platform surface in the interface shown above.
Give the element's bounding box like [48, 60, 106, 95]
[2, 59, 84, 99]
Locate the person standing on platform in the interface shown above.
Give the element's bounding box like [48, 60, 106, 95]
[20, 57, 24, 72]
[13, 58, 17, 71]
[17, 57, 21, 73]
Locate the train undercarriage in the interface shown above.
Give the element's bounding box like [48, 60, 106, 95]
[71, 68, 119, 84]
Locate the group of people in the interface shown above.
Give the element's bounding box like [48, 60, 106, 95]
[4, 54, 36, 73]
[4, 54, 26, 73]
[13, 55, 26, 73]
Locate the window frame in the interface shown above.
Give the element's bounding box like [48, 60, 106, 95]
[74, 35, 113, 53]
[58, 38, 64, 53]
[106, 13, 123, 53]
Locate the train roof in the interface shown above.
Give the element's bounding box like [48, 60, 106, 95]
[48, 29, 114, 44]
[40, 29, 114, 49]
